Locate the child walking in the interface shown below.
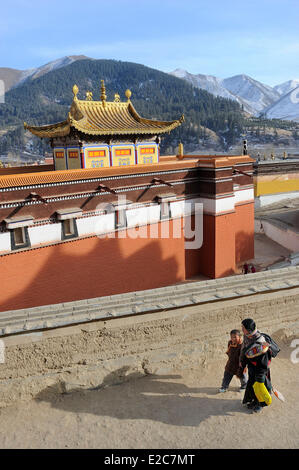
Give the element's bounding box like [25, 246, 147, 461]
[219, 329, 247, 393]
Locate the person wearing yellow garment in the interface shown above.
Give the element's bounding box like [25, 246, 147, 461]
[240, 318, 276, 414]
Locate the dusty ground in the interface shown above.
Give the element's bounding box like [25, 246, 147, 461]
[0, 343, 298, 449]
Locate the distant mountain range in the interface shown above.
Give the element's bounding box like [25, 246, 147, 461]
[0, 55, 299, 121]
[0, 56, 298, 122]
[170, 69, 299, 121]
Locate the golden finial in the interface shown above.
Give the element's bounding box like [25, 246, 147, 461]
[177, 142, 184, 159]
[73, 84, 79, 99]
[100, 80, 107, 104]
[125, 89, 132, 101]
[86, 91, 93, 101]
[114, 93, 120, 102]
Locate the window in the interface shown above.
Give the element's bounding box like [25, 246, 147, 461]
[156, 193, 176, 220]
[14, 227, 25, 245]
[63, 219, 74, 236]
[161, 201, 170, 220]
[10, 226, 30, 250]
[115, 208, 127, 229]
[61, 218, 78, 240]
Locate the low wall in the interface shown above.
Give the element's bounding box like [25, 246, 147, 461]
[255, 191, 299, 209]
[255, 219, 299, 252]
[0, 285, 298, 407]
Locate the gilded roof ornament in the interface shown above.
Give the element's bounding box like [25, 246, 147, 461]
[72, 84, 79, 99]
[100, 80, 107, 106]
[24, 80, 183, 138]
[125, 89, 132, 101]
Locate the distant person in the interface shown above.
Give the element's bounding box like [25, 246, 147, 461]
[218, 329, 247, 393]
[250, 264, 256, 273]
[242, 263, 249, 274]
[240, 318, 280, 414]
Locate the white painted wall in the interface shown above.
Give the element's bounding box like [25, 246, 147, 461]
[28, 223, 61, 246]
[197, 196, 235, 215]
[0, 232, 11, 252]
[259, 220, 299, 252]
[170, 198, 203, 217]
[234, 188, 254, 205]
[126, 205, 160, 227]
[255, 191, 299, 209]
[77, 213, 115, 237]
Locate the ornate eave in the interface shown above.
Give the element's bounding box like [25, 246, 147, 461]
[24, 81, 184, 139]
[24, 120, 70, 138]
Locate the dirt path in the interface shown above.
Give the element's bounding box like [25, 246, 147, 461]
[0, 345, 298, 449]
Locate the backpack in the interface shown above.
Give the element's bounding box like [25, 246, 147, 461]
[261, 332, 280, 358]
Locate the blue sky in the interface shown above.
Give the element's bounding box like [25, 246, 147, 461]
[1, 0, 299, 86]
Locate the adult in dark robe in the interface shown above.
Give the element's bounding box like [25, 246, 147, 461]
[240, 318, 273, 413]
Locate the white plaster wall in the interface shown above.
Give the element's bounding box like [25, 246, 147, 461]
[170, 198, 203, 217]
[77, 214, 115, 237]
[28, 224, 61, 246]
[126, 205, 160, 228]
[234, 188, 254, 205]
[261, 220, 299, 252]
[169, 200, 187, 217]
[255, 191, 299, 209]
[0, 232, 11, 252]
[198, 196, 235, 215]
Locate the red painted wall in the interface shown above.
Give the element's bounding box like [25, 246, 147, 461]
[196, 213, 235, 279]
[235, 202, 255, 264]
[0, 220, 185, 312]
[0, 203, 255, 312]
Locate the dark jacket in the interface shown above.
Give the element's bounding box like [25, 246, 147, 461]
[225, 341, 244, 377]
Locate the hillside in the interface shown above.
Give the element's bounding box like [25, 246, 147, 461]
[0, 58, 244, 157]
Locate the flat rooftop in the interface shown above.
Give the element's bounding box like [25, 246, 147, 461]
[0, 154, 253, 189]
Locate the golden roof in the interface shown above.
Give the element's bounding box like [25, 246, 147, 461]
[24, 81, 184, 139]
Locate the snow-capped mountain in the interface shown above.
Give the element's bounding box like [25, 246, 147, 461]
[170, 69, 299, 121]
[170, 69, 255, 114]
[274, 79, 299, 97]
[0, 56, 90, 91]
[221, 74, 280, 115]
[171, 70, 281, 116]
[170, 69, 234, 99]
[263, 86, 299, 121]
[17, 55, 90, 85]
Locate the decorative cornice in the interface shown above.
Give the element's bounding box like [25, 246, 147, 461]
[0, 167, 198, 192]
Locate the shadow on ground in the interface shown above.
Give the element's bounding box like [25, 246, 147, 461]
[35, 368, 249, 427]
